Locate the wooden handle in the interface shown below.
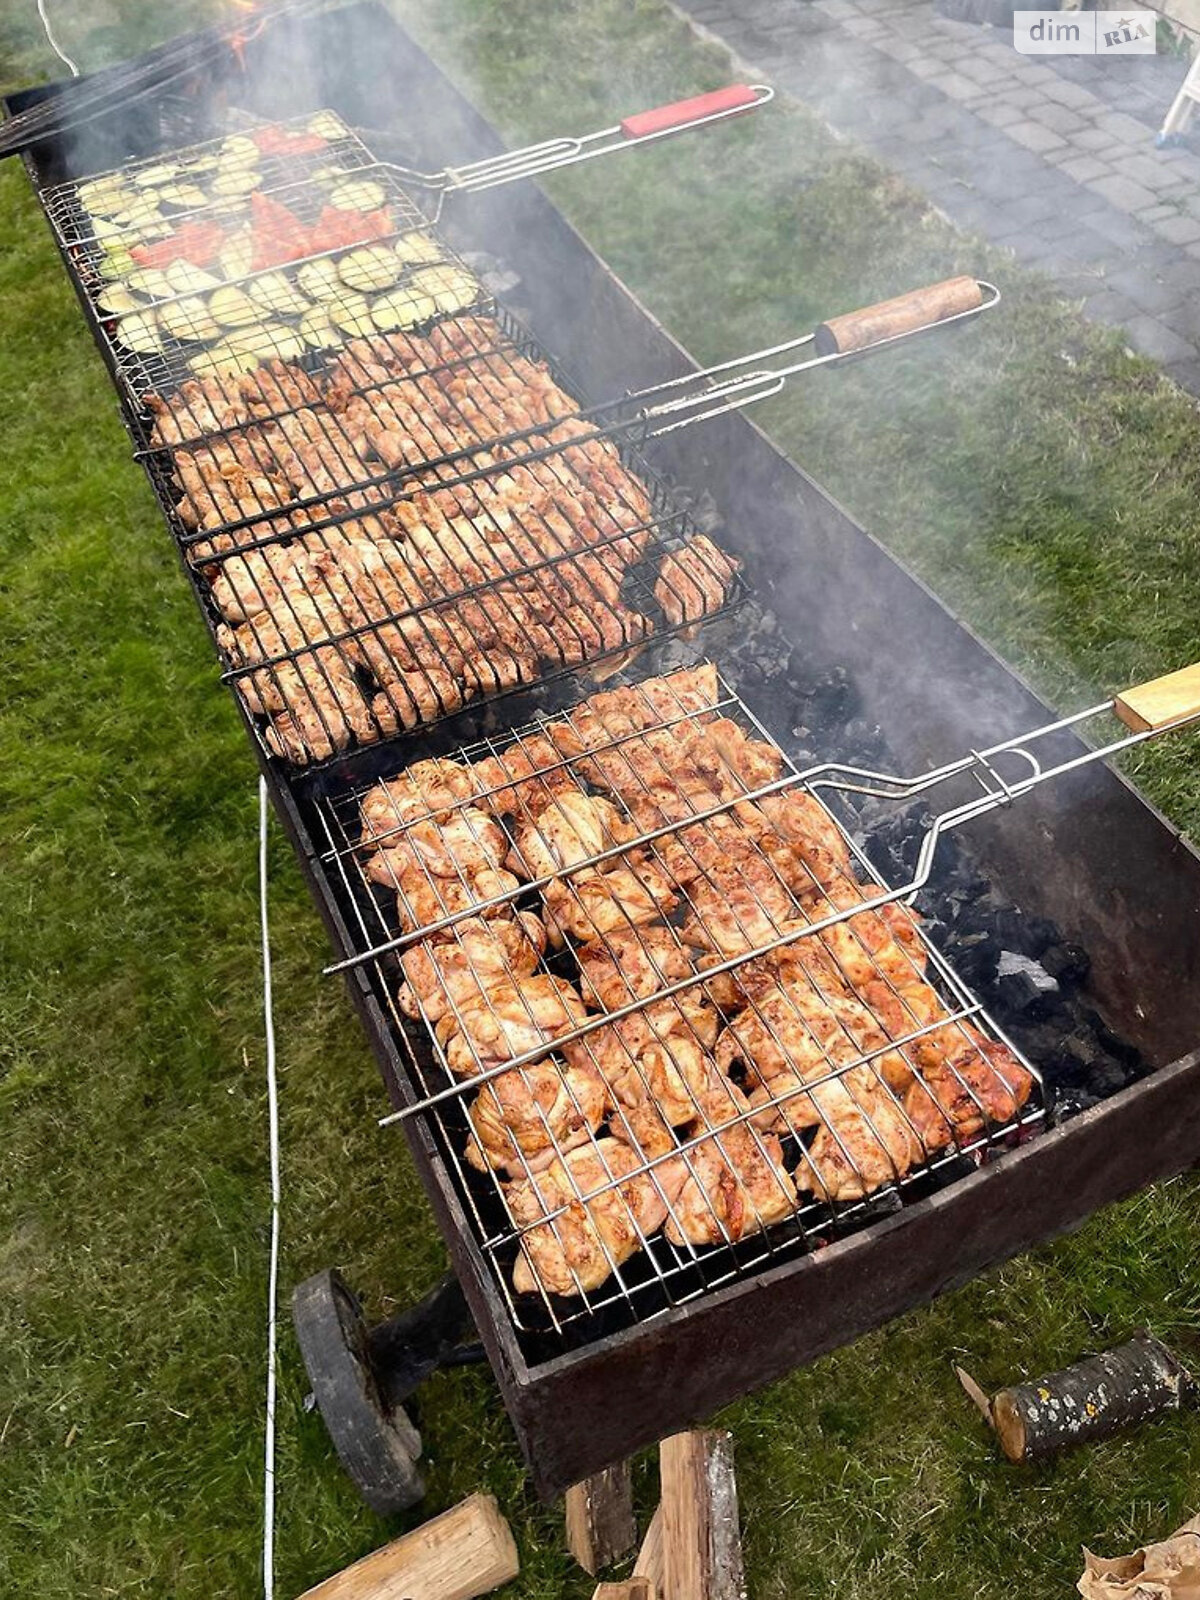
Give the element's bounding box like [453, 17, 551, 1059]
[813, 274, 984, 356]
[620, 84, 760, 140]
[1115, 661, 1200, 732]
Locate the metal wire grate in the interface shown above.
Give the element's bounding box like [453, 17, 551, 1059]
[310, 664, 1043, 1349]
[115, 304, 741, 768]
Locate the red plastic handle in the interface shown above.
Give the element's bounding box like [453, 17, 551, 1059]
[620, 83, 760, 140]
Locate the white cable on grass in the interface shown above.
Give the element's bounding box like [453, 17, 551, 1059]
[36, 0, 79, 76]
[260, 775, 281, 1600]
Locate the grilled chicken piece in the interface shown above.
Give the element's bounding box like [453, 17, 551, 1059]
[507, 793, 634, 882]
[677, 845, 814, 956]
[564, 997, 722, 1125]
[754, 790, 852, 880]
[360, 758, 481, 836]
[473, 734, 586, 819]
[664, 1082, 796, 1246]
[654, 536, 740, 627]
[437, 974, 588, 1077]
[795, 1078, 924, 1204]
[575, 923, 700, 1012]
[507, 1137, 671, 1298]
[222, 620, 375, 765]
[465, 1060, 607, 1177]
[397, 911, 547, 1025]
[904, 1030, 1034, 1152]
[718, 958, 916, 1149]
[365, 808, 519, 930]
[542, 853, 680, 946]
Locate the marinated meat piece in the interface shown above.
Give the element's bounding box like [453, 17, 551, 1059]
[360, 757, 480, 835]
[663, 1082, 796, 1246]
[397, 911, 547, 1025]
[542, 853, 679, 946]
[507, 1137, 670, 1297]
[473, 734, 586, 819]
[654, 536, 740, 627]
[576, 924, 700, 1012]
[437, 974, 588, 1077]
[905, 1031, 1034, 1152]
[508, 793, 634, 881]
[795, 1079, 923, 1203]
[466, 1060, 607, 1177]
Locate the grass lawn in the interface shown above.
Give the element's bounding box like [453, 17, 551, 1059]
[2, 1, 1199, 1596]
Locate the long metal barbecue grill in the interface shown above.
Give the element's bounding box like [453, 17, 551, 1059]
[11, 1, 1200, 1498]
[314, 664, 1048, 1340]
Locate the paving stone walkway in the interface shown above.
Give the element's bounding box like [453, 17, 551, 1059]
[673, 0, 1200, 392]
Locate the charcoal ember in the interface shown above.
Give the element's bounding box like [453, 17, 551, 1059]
[857, 799, 934, 878]
[1019, 915, 1061, 958]
[944, 928, 999, 987]
[1041, 941, 1091, 987]
[993, 950, 1060, 1019]
[800, 666, 856, 733]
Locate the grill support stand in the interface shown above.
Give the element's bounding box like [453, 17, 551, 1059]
[292, 1268, 485, 1514]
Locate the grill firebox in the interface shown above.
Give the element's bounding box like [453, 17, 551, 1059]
[10, 0, 1200, 1498]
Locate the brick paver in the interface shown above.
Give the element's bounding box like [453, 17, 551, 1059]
[671, 0, 1200, 391]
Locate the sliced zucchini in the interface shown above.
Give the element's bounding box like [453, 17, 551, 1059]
[125, 265, 174, 300]
[227, 322, 305, 362]
[211, 169, 263, 197]
[133, 161, 180, 188]
[166, 260, 223, 295]
[329, 179, 386, 211]
[296, 257, 344, 304]
[159, 182, 210, 209]
[394, 231, 441, 266]
[329, 292, 377, 337]
[96, 284, 141, 316]
[159, 295, 222, 343]
[370, 288, 436, 332]
[116, 310, 164, 354]
[97, 247, 136, 281]
[188, 339, 263, 378]
[79, 182, 137, 218]
[248, 271, 311, 317]
[209, 285, 262, 327]
[307, 110, 347, 142]
[409, 264, 480, 316]
[91, 216, 120, 242]
[299, 306, 339, 350]
[218, 230, 254, 283]
[337, 244, 400, 293]
[114, 199, 166, 229]
[219, 135, 260, 165]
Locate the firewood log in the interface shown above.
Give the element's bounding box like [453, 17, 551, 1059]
[957, 1331, 1194, 1463]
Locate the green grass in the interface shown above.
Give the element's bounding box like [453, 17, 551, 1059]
[1, 1, 1199, 1595]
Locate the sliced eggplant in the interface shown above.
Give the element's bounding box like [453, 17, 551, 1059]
[116, 310, 164, 354]
[394, 231, 442, 266]
[125, 266, 174, 300]
[329, 179, 386, 211]
[219, 135, 260, 165]
[248, 271, 311, 317]
[370, 288, 436, 332]
[337, 244, 400, 293]
[96, 284, 141, 316]
[97, 248, 136, 282]
[209, 285, 262, 327]
[218, 231, 254, 283]
[159, 295, 222, 343]
[408, 265, 480, 316]
[329, 293, 377, 337]
[79, 182, 137, 218]
[166, 260, 223, 295]
[299, 306, 339, 350]
[227, 322, 305, 362]
[188, 339, 262, 378]
[133, 161, 180, 188]
[307, 110, 347, 142]
[296, 258, 344, 304]
[159, 182, 210, 209]
[212, 169, 263, 197]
